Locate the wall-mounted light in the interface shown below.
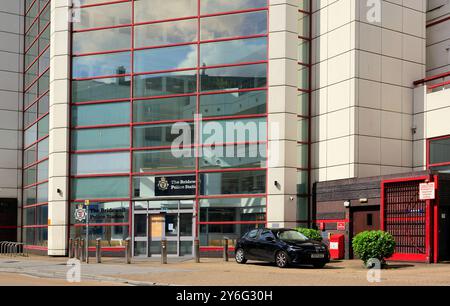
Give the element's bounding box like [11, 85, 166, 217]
[57, 188, 62, 196]
[359, 198, 368, 204]
[274, 181, 280, 188]
[344, 200, 351, 208]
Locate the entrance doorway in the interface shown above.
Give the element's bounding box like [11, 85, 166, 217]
[133, 200, 194, 257]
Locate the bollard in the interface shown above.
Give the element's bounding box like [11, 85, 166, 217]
[194, 239, 200, 263]
[223, 239, 229, 262]
[75, 238, 80, 259]
[68, 239, 74, 258]
[161, 239, 167, 264]
[96, 238, 101, 263]
[80, 239, 86, 262]
[125, 237, 131, 264]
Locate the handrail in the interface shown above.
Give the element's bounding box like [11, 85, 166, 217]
[414, 71, 450, 86]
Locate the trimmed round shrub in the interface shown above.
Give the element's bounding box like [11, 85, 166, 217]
[295, 228, 323, 242]
[352, 230, 395, 267]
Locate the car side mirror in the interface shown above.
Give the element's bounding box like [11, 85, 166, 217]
[265, 236, 275, 242]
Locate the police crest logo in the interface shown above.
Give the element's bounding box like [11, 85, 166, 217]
[157, 176, 169, 191]
[74, 204, 86, 222]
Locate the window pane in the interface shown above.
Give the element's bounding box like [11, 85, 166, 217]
[200, 37, 266, 67]
[72, 127, 130, 150]
[71, 225, 128, 247]
[200, 90, 266, 118]
[72, 77, 131, 103]
[134, 45, 197, 73]
[72, 102, 130, 127]
[201, 118, 267, 144]
[134, 0, 197, 22]
[200, 11, 267, 40]
[73, 52, 131, 78]
[24, 166, 37, 187]
[25, 104, 38, 128]
[72, 152, 130, 175]
[133, 149, 195, 173]
[38, 115, 49, 138]
[24, 186, 37, 205]
[133, 174, 195, 198]
[36, 205, 48, 225]
[134, 19, 197, 48]
[70, 201, 129, 225]
[200, 170, 266, 195]
[133, 71, 196, 98]
[430, 138, 450, 165]
[74, 2, 131, 30]
[37, 160, 49, 182]
[37, 138, 49, 160]
[133, 96, 196, 122]
[73, 27, 131, 54]
[297, 170, 308, 195]
[25, 123, 37, 147]
[200, 64, 266, 92]
[71, 177, 130, 200]
[199, 197, 266, 222]
[25, 145, 37, 166]
[133, 123, 194, 148]
[201, 0, 267, 14]
[199, 223, 264, 247]
[37, 182, 48, 203]
[200, 144, 266, 169]
[297, 196, 308, 221]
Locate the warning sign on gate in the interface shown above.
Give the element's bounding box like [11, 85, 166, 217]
[419, 182, 435, 200]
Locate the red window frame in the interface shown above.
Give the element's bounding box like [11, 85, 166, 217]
[68, 0, 270, 250]
[427, 134, 450, 170]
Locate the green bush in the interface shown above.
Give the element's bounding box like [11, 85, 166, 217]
[295, 228, 323, 242]
[352, 230, 395, 266]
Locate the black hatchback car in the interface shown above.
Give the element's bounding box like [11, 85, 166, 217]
[235, 228, 330, 268]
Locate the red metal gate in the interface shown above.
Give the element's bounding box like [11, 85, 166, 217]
[381, 177, 432, 262]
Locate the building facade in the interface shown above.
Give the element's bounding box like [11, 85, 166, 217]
[0, 0, 449, 260]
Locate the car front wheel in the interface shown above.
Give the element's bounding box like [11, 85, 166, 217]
[235, 248, 247, 264]
[275, 251, 290, 268]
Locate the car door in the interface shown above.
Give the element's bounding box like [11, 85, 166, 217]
[243, 229, 260, 259]
[256, 230, 278, 261]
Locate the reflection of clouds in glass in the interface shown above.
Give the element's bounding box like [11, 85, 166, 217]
[135, 19, 197, 48]
[200, 0, 267, 14]
[135, 0, 197, 22]
[75, 2, 131, 30]
[73, 27, 131, 54]
[199, 37, 267, 67]
[73, 52, 131, 78]
[203, 63, 266, 78]
[201, 11, 267, 40]
[134, 45, 197, 72]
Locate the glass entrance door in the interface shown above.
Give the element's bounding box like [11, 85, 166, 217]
[133, 200, 194, 257]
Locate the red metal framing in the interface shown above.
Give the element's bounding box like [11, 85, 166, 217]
[295, 1, 313, 223]
[68, 0, 271, 251]
[21, 0, 51, 248]
[381, 176, 438, 263]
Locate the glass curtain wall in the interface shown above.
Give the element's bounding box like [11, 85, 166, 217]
[70, 0, 269, 250]
[22, 0, 51, 248]
[297, 0, 311, 226]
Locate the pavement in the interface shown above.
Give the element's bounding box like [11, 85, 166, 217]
[0, 255, 450, 286]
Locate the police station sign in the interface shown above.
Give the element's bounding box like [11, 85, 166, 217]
[155, 176, 196, 196]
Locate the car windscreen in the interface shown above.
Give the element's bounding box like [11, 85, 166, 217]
[277, 230, 309, 242]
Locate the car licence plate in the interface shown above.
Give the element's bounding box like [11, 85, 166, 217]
[311, 253, 325, 259]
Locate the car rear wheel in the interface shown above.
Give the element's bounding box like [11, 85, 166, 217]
[313, 262, 326, 269]
[275, 251, 290, 268]
[235, 248, 247, 264]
